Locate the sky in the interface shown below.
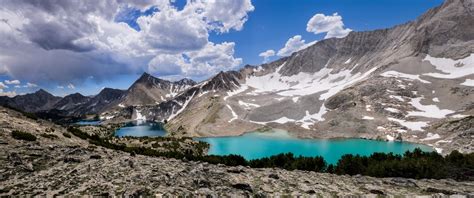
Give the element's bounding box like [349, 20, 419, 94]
[0, 0, 443, 96]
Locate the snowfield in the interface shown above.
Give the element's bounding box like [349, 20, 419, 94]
[423, 53, 474, 79]
[388, 117, 428, 131]
[381, 71, 431, 83]
[245, 62, 378, 100]
[461, 79, 474, 87]
[407, 97, 454, 119]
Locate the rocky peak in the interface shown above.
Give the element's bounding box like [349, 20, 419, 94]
[95, 88, 125, 101]
[133, 72, 171, 88]
[201, 71, 242, 92]
[175, 78, 196, 86]
[33, 89, 54, 97]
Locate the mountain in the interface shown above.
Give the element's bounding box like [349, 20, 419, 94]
[0, 89, 61, 112]
[0, 0, 472, 153]
[52, 93, 90, 111]
[157, 0, 474, 149]
[70, 88, 126, 116]
[118, 72, 196, 107]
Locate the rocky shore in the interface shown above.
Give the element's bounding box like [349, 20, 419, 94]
[1, 106, 473, 196]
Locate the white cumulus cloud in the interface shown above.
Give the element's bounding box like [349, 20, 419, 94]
[277, 35, 317, 57]
[4, 79, 20, 85]
[259, 50, 275, 63]
[24, 82, 38, 88]
[0, 0, 253, 86]
[306, 13, 352, 39]
[0, 82, 8, 89]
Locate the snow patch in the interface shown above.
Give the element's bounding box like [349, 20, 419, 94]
[432, 97, 440, 102]
[389, 95, 404, 102]
[421, 133, 441, 141]
[168, 92, 196, 121]
[381, 71, 431, 83]
[226, 104, 238, 123]
[344, 58, 352, 64]
[135, 109, 146, 121]
[386, 135, 394, 141]
[297, 105, 327, 129]
[224, 85, 248, 100]
[451, 114, 469, 118]
[366, 105, 372, 112]
[385, 107, 400, 113]
[118, 104, 125, 108]
[292, 97, 299, 103]
[388, 117, 428, 131]
[362, 116, 374, 120]
[423, 54, 474, 79]
[461, 79, 474, 87]
[238, 100, 260, 109]
[245, 62, 378, 100]
[407, 97, 454, 119]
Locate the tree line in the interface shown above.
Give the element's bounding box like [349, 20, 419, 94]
[66, 127, 474, 181]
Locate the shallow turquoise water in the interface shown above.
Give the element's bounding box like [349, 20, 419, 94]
[75, 120, 101, 125]
[115, 121, 166, 137]
[197, 130, 434, 164]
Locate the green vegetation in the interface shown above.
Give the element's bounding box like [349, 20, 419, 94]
[40, 133, 58, 139]
[249, 153, 326, 172]
[331, 149, 474, 180]
[67, 126, 474, 181]
[62, 132, 72, 138]
[11, 130, 37, 141]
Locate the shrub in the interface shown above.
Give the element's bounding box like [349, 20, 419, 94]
[11, 130, 37, 141]
[40, 133, 58, 139]
[62, 132, 72, 138]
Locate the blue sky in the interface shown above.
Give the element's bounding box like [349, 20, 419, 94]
[0, 0, 443, 96]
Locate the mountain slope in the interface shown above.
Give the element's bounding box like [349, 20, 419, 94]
[118, 72, 196, 107]
[0, 89, 62, 112]
[160, 0, 474, 152]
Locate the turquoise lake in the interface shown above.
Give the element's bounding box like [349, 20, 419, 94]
[115, 121, 167, 137]
[111, 123, 433, 163]
[197, 130, 434, 164]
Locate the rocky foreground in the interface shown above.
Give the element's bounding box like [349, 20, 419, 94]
[0, 107, 473, 196]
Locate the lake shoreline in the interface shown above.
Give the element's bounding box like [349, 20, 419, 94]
[84, 119, 445, 155]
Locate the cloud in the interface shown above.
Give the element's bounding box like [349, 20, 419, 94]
[0, 90, 16, 97]
[67, 83, 75, 89]
[149, 42, 242, 79]
[57, 86, 64, 89]
[148, 54, 185, 76]
[306, 13, 352, 39]
[0, 0, 253, 86]
[0, 82, 8, 89]
[259, 50, 275, 63]
[24, 82, 38, 88]
[183, 42, 243, 78]
[4, 79, 20, 85]
[277, 35, 317, 57]
[189, 0, 255, 33]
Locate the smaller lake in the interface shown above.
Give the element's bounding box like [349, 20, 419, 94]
[75, 120, 101, 125]
[197, 130, 434, 164]
[115, 121, 166, 137]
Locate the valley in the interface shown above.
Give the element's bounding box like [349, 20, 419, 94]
[0, 0, 473, 196]
[2, 0, 474, 154]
